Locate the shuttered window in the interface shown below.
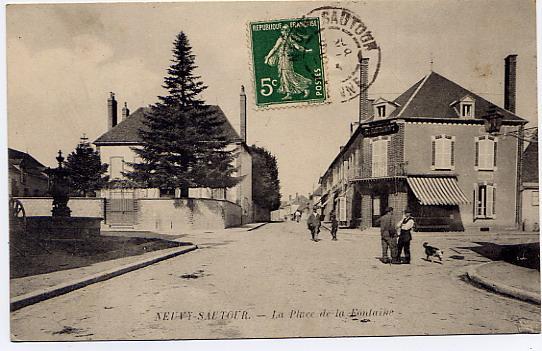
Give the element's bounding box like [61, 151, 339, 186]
[110, 157, 124, 179]
[474, 183, 496, 219]
[475, 136, 497, 170]
[431, 135, 455, 170]
[371, 137, 388, 177]
[339, 196, 347, 221]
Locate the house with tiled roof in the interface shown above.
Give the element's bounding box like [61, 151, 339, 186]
[316, 55, 528, 231]
[8, 148, 49, 197]
[520, 130, 539, 231]
[94, 88, 253, 230]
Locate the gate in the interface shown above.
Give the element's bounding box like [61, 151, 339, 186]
[105, 190, 138, 226]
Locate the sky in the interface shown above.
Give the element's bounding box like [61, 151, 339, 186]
[6, 0, 538, 199]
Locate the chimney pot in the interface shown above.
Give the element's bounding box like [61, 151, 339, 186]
[107, 92, 118, 130]
[240, 85, 247, 143]
[504, 54, 517, 113]
[121, 102, 130, 120]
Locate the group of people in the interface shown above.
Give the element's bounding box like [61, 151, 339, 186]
[306, 207, 338, 242]
[304, 205, 415, 264]
[377, 207, 415, 264]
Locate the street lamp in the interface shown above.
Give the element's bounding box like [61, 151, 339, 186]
[483, 105, 504, 134]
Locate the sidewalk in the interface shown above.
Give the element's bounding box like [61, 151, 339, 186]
[467, 261, 541, 305]
[10, 222, 268, 311]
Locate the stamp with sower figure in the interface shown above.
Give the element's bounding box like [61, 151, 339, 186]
[249, 18, 327, 107]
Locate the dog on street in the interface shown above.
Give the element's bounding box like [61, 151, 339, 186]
[423, 242, 444, 263]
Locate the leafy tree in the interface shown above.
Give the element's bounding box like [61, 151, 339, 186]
[126, 31, 240, 196]
[249, 145, 281, 210]
[64, 139, 109, 197]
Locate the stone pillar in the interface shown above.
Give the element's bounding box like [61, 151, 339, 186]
[388, 192, 408, 223]
[361, 194, 373, 229]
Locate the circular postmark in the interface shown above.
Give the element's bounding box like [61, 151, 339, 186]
[305, 6, 381, 104]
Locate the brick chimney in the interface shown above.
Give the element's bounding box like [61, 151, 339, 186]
[107, 92, 118, 130]
[240, 85, 247, 143]
[359, 57, 370, 122]
[121, 102, 130, 120]
[504, 54, 517, 113]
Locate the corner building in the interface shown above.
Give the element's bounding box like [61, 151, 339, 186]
[318, 58, 527, 231]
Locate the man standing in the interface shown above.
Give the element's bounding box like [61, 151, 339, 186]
[376, 207, 399, 264]
[396, 209, 415, 264]
[329, 210, 339, 241]
[307, 207, 321, 242]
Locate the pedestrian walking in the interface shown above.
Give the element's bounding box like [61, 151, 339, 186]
[307, 207, 321, 242]
[295, 210, 302, 222]
[375, 206, 399, 264]
[396, 208, 415, 264]
[329, 210, 338, 241]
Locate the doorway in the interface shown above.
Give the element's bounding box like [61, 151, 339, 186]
[372, 194, 388, 227]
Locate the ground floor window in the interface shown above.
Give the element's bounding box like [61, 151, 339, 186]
[474, 183, 496, 219]
[531, 191, 539, 206]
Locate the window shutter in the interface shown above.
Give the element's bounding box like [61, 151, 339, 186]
[475, 139, 479, 167]
[486, 185, 494, 217]
[473, 187, 478, 219]
[431, 139, 436, 166]
[451, 139, 455, 166]
[493, 141, 497, 167]
[339, 197, 347, 221]
[492, 186, 496, 216]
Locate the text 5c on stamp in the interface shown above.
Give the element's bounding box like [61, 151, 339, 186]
[249, 18, 327, 107]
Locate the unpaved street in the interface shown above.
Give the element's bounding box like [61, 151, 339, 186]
[11, 222, 540, 340]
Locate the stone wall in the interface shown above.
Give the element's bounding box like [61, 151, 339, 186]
[14, 197, 104, 218]
[122, 198, 242, 234]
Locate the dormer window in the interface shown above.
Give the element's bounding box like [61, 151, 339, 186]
[372, 98, 398, 119]
[459, 96, 475, 118]
[377, 105, 386, 118]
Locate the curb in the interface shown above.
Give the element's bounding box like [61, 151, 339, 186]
[247, 222, 268, 231]
[466, 262, 541, 305]
[10, 245, 198, 312]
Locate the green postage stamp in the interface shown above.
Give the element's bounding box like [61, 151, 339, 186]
[249, 17, 327, 107]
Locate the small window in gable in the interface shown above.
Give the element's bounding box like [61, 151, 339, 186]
[372, 98, 397, 119]
[459, 96, 475, 118]
[377, 105, 386, 118]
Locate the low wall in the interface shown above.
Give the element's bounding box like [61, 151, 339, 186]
[14, 197, 104, 218]
[253, 204, 270, 222]
[108, 198, 242, 234]
[15, 197, 242, 235]
[25, 217, 102, 238]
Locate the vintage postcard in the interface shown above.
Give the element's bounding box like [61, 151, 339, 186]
[5, 0, 541, 346]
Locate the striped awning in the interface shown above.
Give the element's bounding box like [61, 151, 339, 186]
[407, 177, 470, 206]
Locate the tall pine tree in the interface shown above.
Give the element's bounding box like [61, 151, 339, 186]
[64, 137, 109, 197]
[126, 31, 240, 196]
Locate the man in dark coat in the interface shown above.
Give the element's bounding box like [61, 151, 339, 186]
[329, 210, 339, 241]
[375, 206, 399, 264]
[307, 207, 321, 242]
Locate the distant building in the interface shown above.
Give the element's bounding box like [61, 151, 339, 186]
[94, 88, 253, 228]
[8, 148, 49, 197]
[274, 193, 310, 220]
[316, 55, 528, 231]
[520, 130, 538, 231]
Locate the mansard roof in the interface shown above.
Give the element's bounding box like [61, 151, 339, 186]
[388, 71, 527, 123]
